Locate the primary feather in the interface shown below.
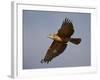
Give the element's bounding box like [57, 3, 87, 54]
[41, 41, 67, 63]
[57, 18, 74, 38]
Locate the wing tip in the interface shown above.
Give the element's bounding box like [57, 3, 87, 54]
[62, 17, 72, 26]
[65, 17, 72, 23]
[40, 59, 50, 64]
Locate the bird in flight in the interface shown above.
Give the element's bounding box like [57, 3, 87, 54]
[41, 18, 81, 64]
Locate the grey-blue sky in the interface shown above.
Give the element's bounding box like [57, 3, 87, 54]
[23, 10, 91, 69]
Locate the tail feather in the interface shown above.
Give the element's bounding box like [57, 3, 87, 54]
[70, 38, 81, 45]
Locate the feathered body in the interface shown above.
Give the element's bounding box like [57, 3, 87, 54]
[41, 18, 81, 64]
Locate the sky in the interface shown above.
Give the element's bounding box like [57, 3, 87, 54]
[23, 10, 91, 69]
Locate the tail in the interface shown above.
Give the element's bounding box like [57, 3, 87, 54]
[69, 38, 81, 45]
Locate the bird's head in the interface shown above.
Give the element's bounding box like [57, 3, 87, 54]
[48, 33, 57, 40]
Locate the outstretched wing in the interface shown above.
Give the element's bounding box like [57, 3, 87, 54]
[57, 18, 74, 38]
[41, 41, 67, 63]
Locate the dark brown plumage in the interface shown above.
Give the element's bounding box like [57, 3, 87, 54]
[41, 18, 81, 64]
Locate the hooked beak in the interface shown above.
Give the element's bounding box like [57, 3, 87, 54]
[48, 34, 54, 39]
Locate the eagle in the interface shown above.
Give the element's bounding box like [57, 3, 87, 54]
[41, 18, 81, 64]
